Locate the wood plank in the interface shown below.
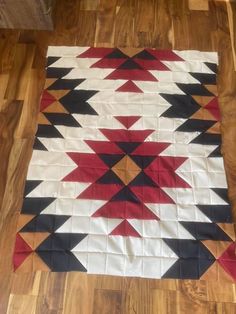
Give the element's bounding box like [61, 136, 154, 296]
[189, 0, 209, 11]
[0, 1, 236, 313]
[95, 0, 117, 47]
[226, 1, 236, 70]
[0, 0, 53, 30]
[7, 294, 39, 314]
[93, 289, 123, 314]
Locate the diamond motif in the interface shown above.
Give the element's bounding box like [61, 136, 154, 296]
[112, 155, 141, 185]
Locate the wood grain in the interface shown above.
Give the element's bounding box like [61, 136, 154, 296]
[0, 0, 54, 30]
[0, 0, 236, 313]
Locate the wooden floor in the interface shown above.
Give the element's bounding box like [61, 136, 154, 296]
[0, 0, 236, 313]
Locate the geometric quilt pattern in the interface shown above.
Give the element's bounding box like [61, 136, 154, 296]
[13, 47, 236, 280]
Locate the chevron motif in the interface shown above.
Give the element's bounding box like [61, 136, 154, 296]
[13, 47, 236, 281]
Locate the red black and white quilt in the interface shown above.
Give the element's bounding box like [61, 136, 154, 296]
[14, 47, 236, 280]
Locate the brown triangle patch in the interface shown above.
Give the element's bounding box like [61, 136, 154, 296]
[202, 240, 232, 258]
[38, 112, 51, 125]
[204, 85, 218, 96]
[43, 101, 69, 113]
[206, 121, 220, 134]
[44, 78, 57, 90]
[190, 108, 216, 121]
[200, 260, 218, 281]
[200, 261, 234, 282]
[119, 47, 143, 58]
[15, 252, 50, 272]
[217, 223, 236, 241]
[192, 95, 214, 107]
[48, 89, 70, 100]
[19, 232, 50, 250]
[112, 155, 141, 185]
[17, 215, 35, 232]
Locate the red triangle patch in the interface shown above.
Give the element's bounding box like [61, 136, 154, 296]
[110, 220, 141, 237]
[91, 58, 126, 69]
[130, 186, 175, 204]
[116, 80, 143, 93]
[92, 201, 159, 220]
[146, 49, 184, 61]
[78, 183, 123, 200]
[13, 233, 33, 270]
[115, 116, 141, 129]
[106, 69, 157, 81]
[204, 97, 221, 121]
[78, 47, 114, 58]
[133, 58, 170, 71]
[40, 90, 56, 111]
[99, 129, 154, 142]
[218, 242, 236, 281]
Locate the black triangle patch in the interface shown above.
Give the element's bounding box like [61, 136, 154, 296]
[163, 238, 215, 259]
[24, 180, 42, 197]
[190, 73, 216, 85]
[160, 94, 200, 119]
[129, 172, 157, 187]
[211, 188, 230, 204]
[190, 133, 221, 145]
[97, 170, 124, 185]
[43, 113, 81, 127]
[116, 142, 141, 154]
[162, 257, 215, 279]
[46, 67, 73, 79]
[47, 56, 61, 67]
[129, 155, 156, 169]
[21, 197, 56, 215]
[162, 239, 215, 279]
[208, 146, 221, 157]
[36, 250, 87, 272]
[20, 214, 70, 232]
[36, 233, 87, 251]
[205, 62, 217, 74]
[60, 90, 98, 115]
[105, 49, 128, 59]
[33, 138, 48, 151]
[133, 49, 156, 60]
[180, 221, 231, 241]
[111, 186, 140, 203]
[176, 83, 215, 96]
[98, 154, 124, 168]
[197, 205, 232, 223]
[36, 125, 64, 138]
[47, 79, 85, 90]
[176, 119, 215, 133]
[118, 59, 143, 70]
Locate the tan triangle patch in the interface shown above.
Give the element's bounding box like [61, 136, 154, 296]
[190, 108, 216, 121]
[217, 223, 236, 241]
[206, 121, 220, 134]
[43, 101, 69, 113]
[200, 261, 234, 282]
[202, 240, 232, 258]
[16, 252, 50, 272]
[32, 252, 51, 271]
[119, 47, 143, 58]
[192, 95, 214, 107]
[112, 155, 141, 185]
[200, 260, 218, 281]
[48, 89, 70, 100]
[38, 112, 51, 125]
[204, 85, 218, 96]
[44, 78, 57, 89]
[17, 215, 35, 232]
[19, 232, 50, 250]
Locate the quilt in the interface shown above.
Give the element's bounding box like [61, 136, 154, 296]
[13, 47, 236, 280]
